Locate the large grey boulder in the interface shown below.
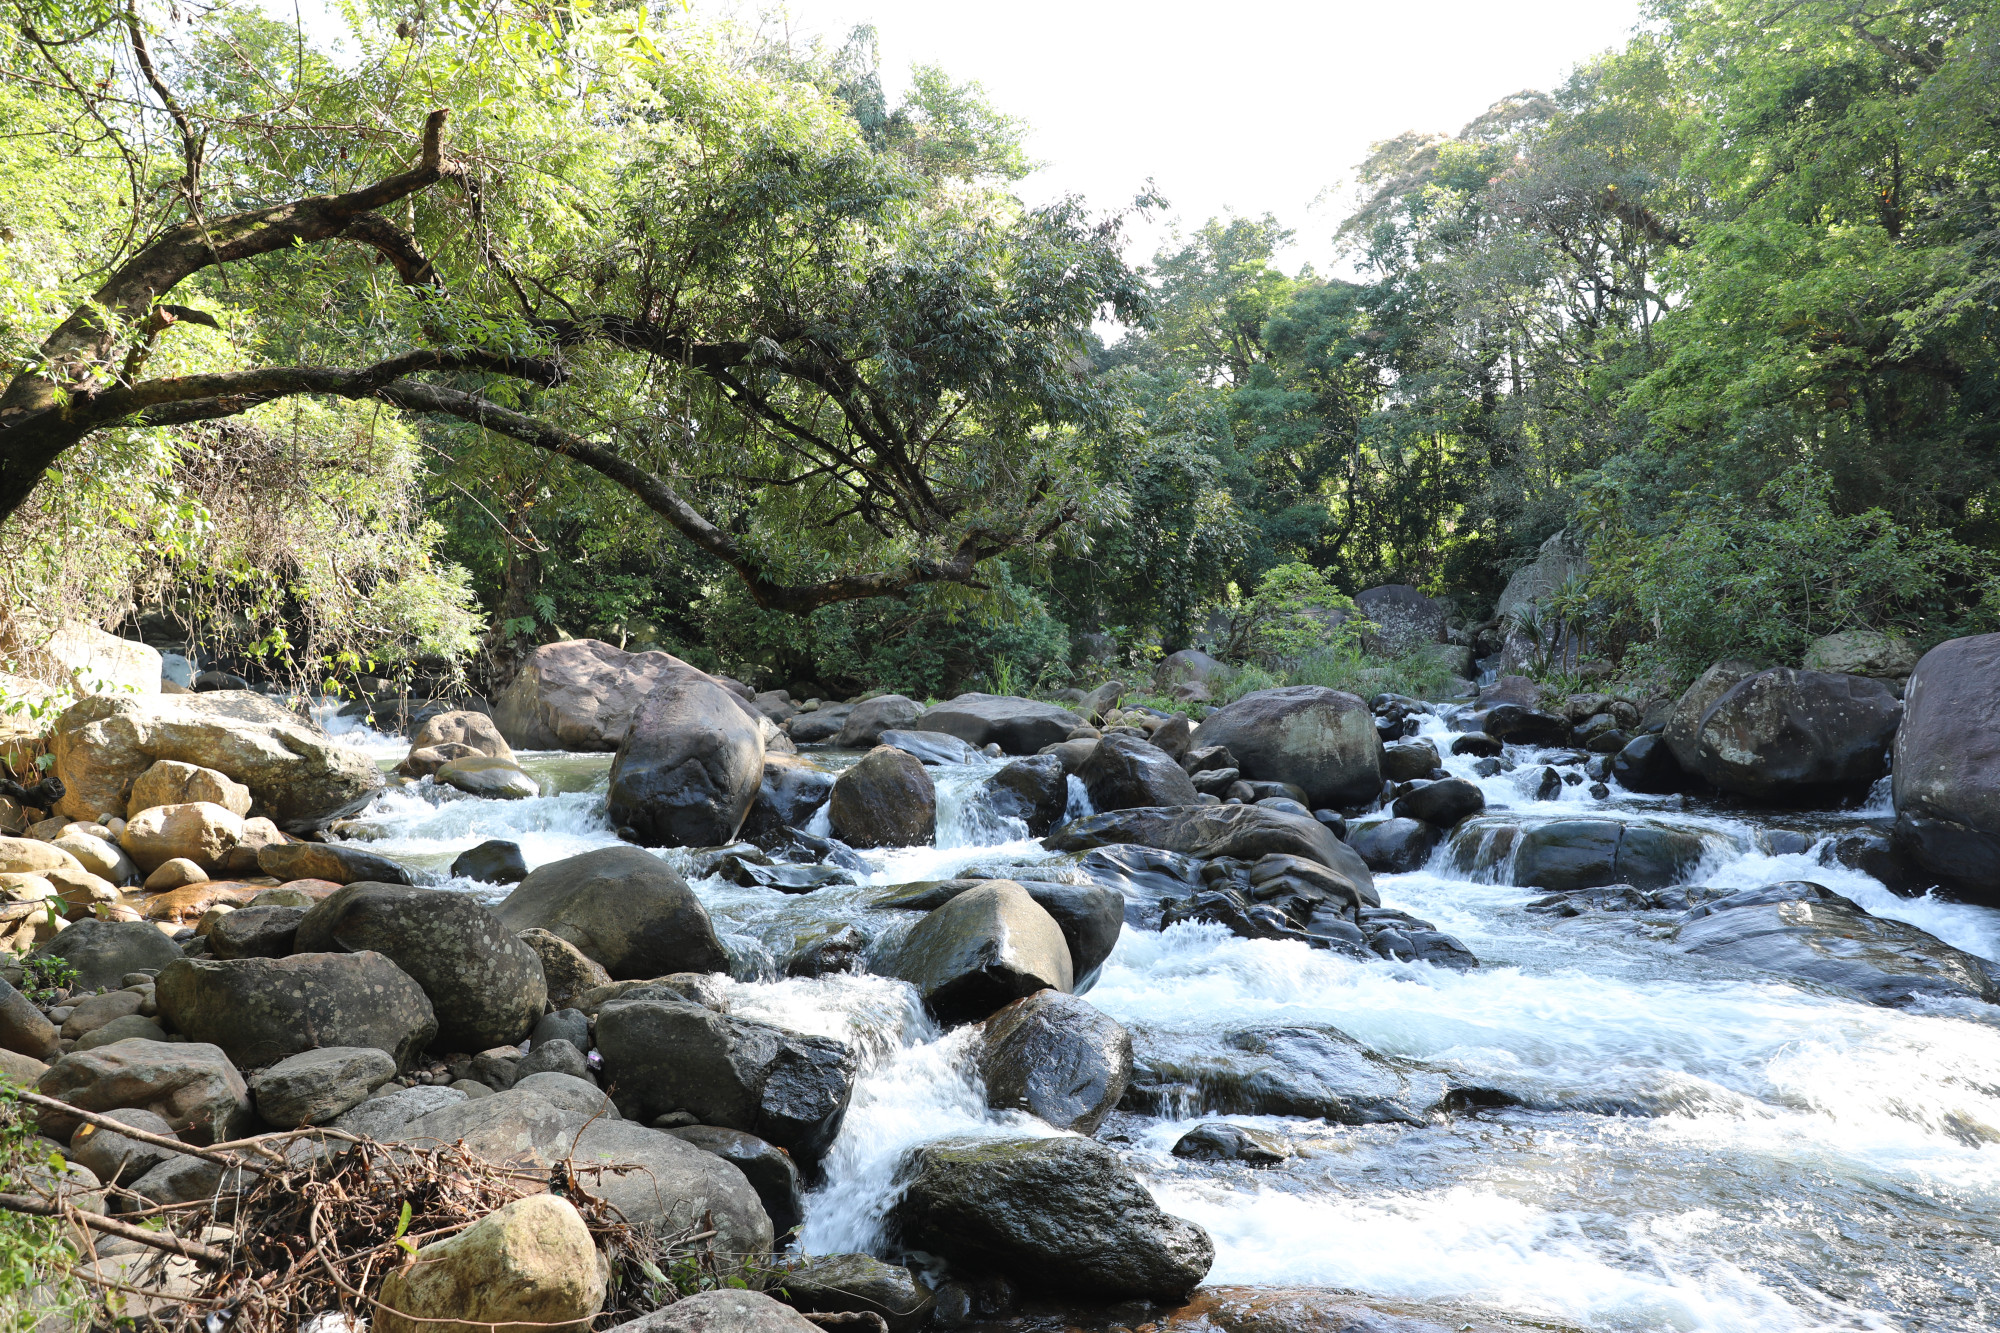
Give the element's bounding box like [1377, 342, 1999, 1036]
[1047, 804, 1374, 893]
[1354, 584, 1448, 657]
[827, 747, 936, 848]
[1682, 668, 1901, 801]
[249, 1046, 397, 1128]
[1892, 634, 2000, 899]
[594, 997, 854, 1161]
[784, 703, 854, 745]
[890, 882, 1074, 1024]
[1510, 819, 1705, 892]
[836, 695, 923, 748]
[50, 691, 382, 830]
[1074, 845, 1205, 930]
[155, 952, 437, 1070]
[665, 1125, 804, 1237]
[493, 639, 680, 751]
[36, 1040, 253, 1143]
[909, 694, 1082, 755]
[1154, 650, 1227, 694]
[1127, 1026, 1449, 1125]
[877, 729, 979, 766]
[294, 882, 547, 1051]
[1189, 687, 1380, 808]
[741, 756, 834, 838]
[1676, 882, 1998, 1008]
[877, 878, 1123, 992]
[1078, 735, 1198, 812]
[1664, 660, 1762, 772]
[496, 846, 729, 979]
[330, 1084, 469, 1139]
[978, 989, 1131, 1134]
[982, 755, 1069, 836]
[606, 1290, 816, 1333]
[258, 841, 414, 886]
[66, 1107, 182, 1184]
[208, 905, 307, 960]
[890, 1135, 1212, 1301]
[30, 919, 183, 992]
[1804, 630, 1920, 680]
[609, 663, 764, 848]
[771, 1255, 935, 1333]
[409, 709, 514, 760]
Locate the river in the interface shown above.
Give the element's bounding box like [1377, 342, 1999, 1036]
[318, 709, 2000, 1333]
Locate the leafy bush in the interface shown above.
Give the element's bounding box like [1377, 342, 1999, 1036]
[1582, 465, 1999, 679]
[1216, 563, 1373, 667]
[1215, 644, 1462, 705]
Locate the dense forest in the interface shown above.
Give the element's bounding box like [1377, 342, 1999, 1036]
[3, 0, 1997, 704]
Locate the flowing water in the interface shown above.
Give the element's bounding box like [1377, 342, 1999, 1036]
[316, 705, 2000, 1332]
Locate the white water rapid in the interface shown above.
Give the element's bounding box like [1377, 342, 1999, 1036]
[322, 711, 2000, 1333]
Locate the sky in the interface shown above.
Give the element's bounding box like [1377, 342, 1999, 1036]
[732, 0, 1649, 274]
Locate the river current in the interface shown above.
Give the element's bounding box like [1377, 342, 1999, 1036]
[318, 709, 2000, 1333]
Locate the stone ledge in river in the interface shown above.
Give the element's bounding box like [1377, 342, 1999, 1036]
[1124, 1025, 1451, 1125]
[907, 693, 1083, 755]
[1674, 881, 2000, 1008]
[1495, 818, 1707, 892]
[1190, 687, 1381, 809]
[1046, 805, 1375, 894]
[889, 881, 1074, 1024]
[875, 876, 1123, 993]
[977, 989, 1131, 1134]
[1144, 1287, 1598, 1333]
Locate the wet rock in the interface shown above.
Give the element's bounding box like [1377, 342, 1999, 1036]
[1079, 734, 1199, 812]
[31, 919, 183, 991]
[496, 846, 730, 979]
[1392, 777, 1485, 828]
[1450, 733, 1502, 758]
[1047, 805, 1373, 892]
[890, 1135, 1212, 1301]
[1346, 818, 1440, 874]
[876, 729, 978, 766]
[1528, 883, 1726, 916]
[1511, 819, 1705, 892]
[742, 755, 836, 840]
[250, 1046, 398, 1128]
[1823, 831, 1933, 897]
[911, 694, 1084, 755]
[982, 755, 1069, 836]
[828, 747, 936, 849]
[155, 951, 437, 1070]
[772, 1255, 934, 1333]
[257, 841, 413, 886]
[1609, 733, 1685, 795]
[375, 1194, 604, 1333]
[1248, 852, 1377, 910]
[594, 997, 855, 1161]
[410, 710, 514, 760]
[1664, 661, 1763, 772]
[1892, 633, 2000, 899]
[837, 695, 923, 748]
[1192, 687, 1380, 808]
[1681, 668, 1901, 801]
[978, 989, 1131, 1133]
[610, 1291, 817, 1333]
[606, 662, 764, 847]
[1381, 740, 1441, 783]
[436, 756, 542, 800]
[1675, 882, 1999, 1007]
[785, 925, 867, 978]
[1171, 1122, 1292, 1165]
[1478, 705, 1569, 748]
[1127, 1026, 1448, 1124]
[400, 743, 479, 780]
[451, 839, 529, 884]
[889, 881, 1074, 1024]
[36, 1039, 253, 1143]
[665, 1125, 804, 1237]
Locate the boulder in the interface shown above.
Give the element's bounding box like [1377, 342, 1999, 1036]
[330, 1084, 469, 1139]
[836, 695, 923, 748]
[877, 878, 1122, 992]
[1391, 778, 1485, 828]
[375, 1194, 604, 1333]
[49, 830, 135, 884]
[890, 1135, 1212, 1302]
[258, 841, 413, 886]
[143, 857, 206, 891]
[1510, 819, 1705, 892]
[0, 837, 80, 876]
[50, 691, 382, 830]
[1676, 882, 1999, 1008]
[1381, 740, 1441, 783]
[1682, 668, 1901, 801]
[1804, 631, 1920, 680]
[452, 839, 529, 884]
[1664, 661, 1762, 772]
[249, 1046, 398, 1128]
[743, 756, 835, 838]
[154, 951, 437, 1070]
[909, 694, 1083, 755]
[1478, 705, 1569, 748]
[35, 1040, 253, 1143]
[827, 747, 936, 848]
[562, 1117, 776, 1255]
[207, 905, 307, 960]
[75, 1014, 168, 1050]
[496, 846, 729, 979]
[31, 919, 183, 991]
[436, 757, 542, 801]
[876, 729, 978, 766]
[410, 710, 515, 760]
[399, 742, 480, 779]
[1078, 735, 1199, 812]
[1075, 845, 1205, 929]
[61, 990, 143, 1040]
[1190, 687, 1380, 808]
[1171, 1122, 1292, 1164]
[1609, 733, 1685, 794]
[516, 1038, 588, 1083]
[1047, 805, 1374, 895]
[1353, 585, 1447, 657]
[594, 997, 854, 1161]
[119, 802, 242, 874]
[1154, 650, 1227, 694]
[493, 639, 680, 751]
[978, 990, 1131, 1133]
[771, 1255, 935, 1333]
[608, 663, 764, 848]
[295, 883, 548, 1050]
[66, 1107, 183, 1185]
[665, 1125, 804, 1237]
[1127, 1026, 1447, 1124]
[127, 760, 252, 819]
[0, 977, 59, 1060]
[785, 704, 854, 746]
[1892, 634, 2000, 898]
[982, 755, 1069, 836]
[517, 929, 614, 1009]
[607, 1291, 817, 1333]
[890, 882, 1074, 1024]
[1077, 680, 1125, 724]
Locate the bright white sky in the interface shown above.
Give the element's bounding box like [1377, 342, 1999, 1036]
[741, 0, 1649, 275]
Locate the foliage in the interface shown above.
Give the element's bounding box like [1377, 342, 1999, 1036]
[1218, 563, 1372, 667]
[1215, 644, 1462, 708]
[0, 1090, 88, 1329]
